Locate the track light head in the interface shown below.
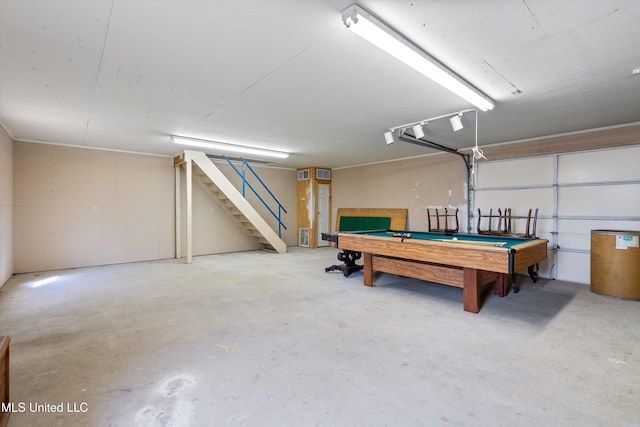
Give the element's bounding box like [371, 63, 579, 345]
[412, 124, 425, 139]
[384, 131, 394, 145]
[449, 114, 464, 132]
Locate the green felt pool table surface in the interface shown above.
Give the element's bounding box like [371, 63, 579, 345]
[350, 230, 538, 248]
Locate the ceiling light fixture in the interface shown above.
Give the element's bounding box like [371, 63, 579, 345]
[385, 108, 473, 143]
[449, 114, 464, 132]
[342, 4, 495, 112]
[171, 136, 289, 159]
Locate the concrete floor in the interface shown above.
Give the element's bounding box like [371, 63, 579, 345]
[0, 246, 638, 427]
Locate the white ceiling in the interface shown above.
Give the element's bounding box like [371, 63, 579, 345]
[1, 0, 639, 169]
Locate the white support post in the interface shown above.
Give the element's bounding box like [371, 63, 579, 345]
[186, 158, 193, 264]
[175, 164, 181, 259]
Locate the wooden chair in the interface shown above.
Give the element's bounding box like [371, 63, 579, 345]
[477, 208, 540, 292]
[427, 208, 459, 234]
[501, 208, 538, 238]
[477, 208, 506, 235]
[477, 208, 538, 238]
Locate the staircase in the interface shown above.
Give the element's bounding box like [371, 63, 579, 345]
[175, 151, 287, 256]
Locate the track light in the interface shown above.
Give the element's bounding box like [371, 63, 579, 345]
[342, 4, 495, 111]
[384, 131, 395, 145]
[171, 136, 289, 159]
[449, 114, 464, 132]
[385, 109, 472, 146]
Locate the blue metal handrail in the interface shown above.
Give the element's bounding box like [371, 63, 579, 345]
[223, 156, 288, 237]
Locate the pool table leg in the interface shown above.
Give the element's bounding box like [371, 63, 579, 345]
[493, 273, 510, 297]
[463, 268, 480, 313]
[363, 252, 373, 287]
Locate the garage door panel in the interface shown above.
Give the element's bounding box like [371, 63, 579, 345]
[557, 251, 590, 284]
[558, 146, 640, 183]
[475, 188, 554, 215]
[476, 156, 554, 188]
[558, 184, 640, 217]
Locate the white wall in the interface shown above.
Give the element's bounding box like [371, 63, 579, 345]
[0, 127, 12, 287]
[332, 154, 468, 232]
[13, 142, 176, 272]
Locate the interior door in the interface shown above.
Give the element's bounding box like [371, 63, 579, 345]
[318, 183, 330, 247]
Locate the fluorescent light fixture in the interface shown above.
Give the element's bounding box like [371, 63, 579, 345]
[171, 136, 289, 159]
[384, 131, 395, 144]
[342, 4, 495, 112]
[449, 114, 463, 132]
[412, 123, 425, 139]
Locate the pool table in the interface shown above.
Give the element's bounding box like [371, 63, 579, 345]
[336, 230, 548, 313]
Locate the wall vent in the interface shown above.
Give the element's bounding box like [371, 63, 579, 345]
[297, 169, 309, 180]
[316, 169, 331, 180]
[299, 228, 309, 247]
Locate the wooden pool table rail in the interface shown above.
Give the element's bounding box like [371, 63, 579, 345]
[338, 232, 546, 275]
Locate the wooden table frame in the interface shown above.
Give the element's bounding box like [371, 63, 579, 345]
[338, 232, 548, 313]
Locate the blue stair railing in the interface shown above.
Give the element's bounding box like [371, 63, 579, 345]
[223, 156, 287, 238]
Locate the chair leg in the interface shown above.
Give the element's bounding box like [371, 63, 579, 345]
[488, 209, 493, 232]
[444, 207, 449, 232]
[454, 208, 459, 232]
[505, 208, 512, 233]
[525, 208, 532, 238]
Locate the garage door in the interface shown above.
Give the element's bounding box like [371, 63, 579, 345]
[473, 145, 640, 284]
